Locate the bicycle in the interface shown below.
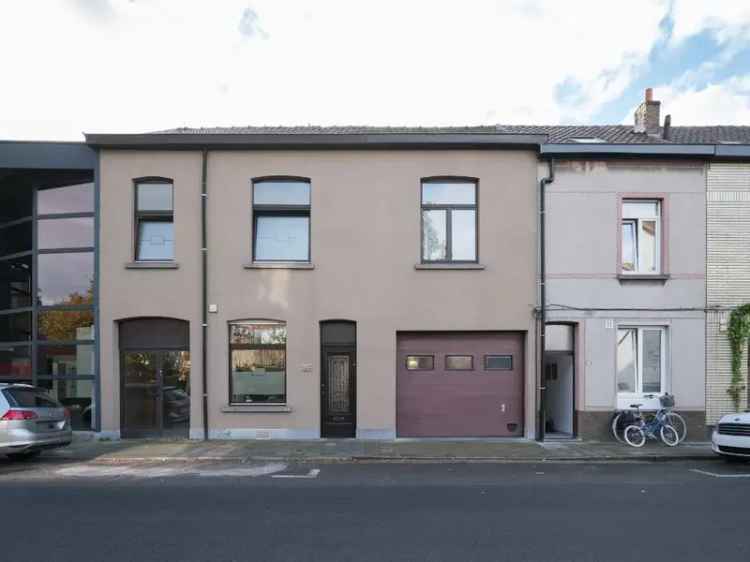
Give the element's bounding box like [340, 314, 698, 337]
[610, 393, 687, 443]
[623, 400, 680, 447]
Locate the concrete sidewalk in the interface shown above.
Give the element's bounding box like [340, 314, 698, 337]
[45, 436, 717, 463]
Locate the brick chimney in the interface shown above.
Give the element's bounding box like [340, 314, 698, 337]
[634, 87, 661, 134]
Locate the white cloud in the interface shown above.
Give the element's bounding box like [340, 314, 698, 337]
[0, 0, 746, 140]
[652, 77, 750, 126]
[669, 0, 750, 46]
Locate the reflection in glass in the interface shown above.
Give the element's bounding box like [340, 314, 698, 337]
[38, 252, 93, 305]
[422, 182, 475, 205]
[0, 312, 32, 343]
[230, 321, 286, 404]
[406, 355, 434, 370]
[37, 344, 94, 376]
[254, 181, 310, 205]
[0, 345, 31, 380]
[616, 329, 637, 393]
[422, 210, 447, 261]
[254, 216, 309, 261]
[642, 330, 662, 393]
[37, 183, 94, 214]
[123, 352, 158, 384]
[0, 222, 32, 256]
[137, 183, 173, 211]
[230, 322, 287, 345]
[451, 209, 476, 261]
[446, 355, 473, 370]
[485, 355, 513, 370]
[640, 220, 657, 273]
[37, 378, 94, 430]
[137, 221, 175, 261]
[0, 181, 33, 224]
[0, 255, 32, 310]
[231, 349, 286, 403]
[38, 217, 94, 249]
[621, 221, 636, 272]
[38, 310, 94, 342]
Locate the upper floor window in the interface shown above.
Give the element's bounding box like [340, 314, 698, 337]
[421, 179, 477, 263]
[252, 178, 311, 262]
[621, 200, 660, 274]
[135, 180, 174, 261]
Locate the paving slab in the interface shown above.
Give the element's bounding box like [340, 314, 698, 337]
[44, 435, 717, 463]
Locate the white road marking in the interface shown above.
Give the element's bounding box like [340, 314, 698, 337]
[56, 462, 288, 479]
[197, 463, 288, 478]
[271, 468, 320, 479]
[690, 469, 750, 479]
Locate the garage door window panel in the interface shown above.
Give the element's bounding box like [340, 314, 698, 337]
[406, 355, 434, 370]
[484, 355, 513, 370]
[421, 179, 477, 264]
[445, 355, 473, 370]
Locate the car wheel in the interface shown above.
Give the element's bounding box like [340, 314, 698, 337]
[6, 450, 42, 461]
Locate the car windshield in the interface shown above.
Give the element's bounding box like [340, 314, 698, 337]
[3, 387, 61, 409]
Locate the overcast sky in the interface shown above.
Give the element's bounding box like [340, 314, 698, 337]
[1, 0, 749, 140]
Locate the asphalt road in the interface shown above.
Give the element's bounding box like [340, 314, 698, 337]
[1, 458, 749, 562]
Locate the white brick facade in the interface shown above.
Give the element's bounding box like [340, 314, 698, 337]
[706, 163, 750, 422]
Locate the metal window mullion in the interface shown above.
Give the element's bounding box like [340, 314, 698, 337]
[0, 307, 33, 316]
[446, 208, 453, 261]
[0, 250, 33, 262]
[37, 212, 95, 220]
[0, 215, 33, 230]
[37, 246, 95, 255]
[31, 184, 38, 387]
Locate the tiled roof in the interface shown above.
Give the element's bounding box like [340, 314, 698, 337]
[152, 124, 750, 144]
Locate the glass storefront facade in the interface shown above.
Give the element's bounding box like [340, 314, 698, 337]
[0, 168, 97, 430]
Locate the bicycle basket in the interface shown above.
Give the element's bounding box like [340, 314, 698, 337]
[659, 394, 675, 408]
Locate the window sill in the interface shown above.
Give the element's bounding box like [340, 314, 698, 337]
[221, 404, 292, 413]
[125, 261, 179, 270]
[617, 274, 670, 283]
[244, 262, 315, 270]
[415, 263, 485, 270]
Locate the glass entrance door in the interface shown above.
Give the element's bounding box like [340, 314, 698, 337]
[121, 350, 190, 438]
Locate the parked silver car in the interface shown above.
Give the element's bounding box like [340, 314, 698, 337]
[0, 383, 72, 460]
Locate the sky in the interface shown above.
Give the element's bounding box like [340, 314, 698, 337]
[0, 0, 749, 140]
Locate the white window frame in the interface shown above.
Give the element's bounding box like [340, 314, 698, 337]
[616, 325, 667, 410]
[621, 199, 661, 275]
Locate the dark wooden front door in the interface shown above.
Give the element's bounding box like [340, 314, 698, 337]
[321, 347, 356, 438]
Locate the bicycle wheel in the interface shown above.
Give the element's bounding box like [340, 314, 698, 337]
[611, 412, 625, 442]
[660, 424, 679, 447]
[664, 412, 687, 443]
[624, 425, 646, 448]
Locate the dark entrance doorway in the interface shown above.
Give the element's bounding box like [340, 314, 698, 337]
[543, 324, 575, 440]
[119, 318, 190, 438]
[320, 321, 356, 438]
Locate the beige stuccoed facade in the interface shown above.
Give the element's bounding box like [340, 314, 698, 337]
[98, 149, 539, 439]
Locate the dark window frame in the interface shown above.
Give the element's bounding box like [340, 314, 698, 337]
[133, 177, 174, 262]
[228, 319, 288, 405]
[405, 354, 435, 371]
[484, 354, 513, 371]
[445, 354, 474, 371]
[420, 176, 479, 264]
[251, 176, 312, 263]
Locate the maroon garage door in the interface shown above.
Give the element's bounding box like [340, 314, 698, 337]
[397, 332, 524, 437]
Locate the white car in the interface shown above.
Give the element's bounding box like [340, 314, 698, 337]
[712, 411, 750, 460]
